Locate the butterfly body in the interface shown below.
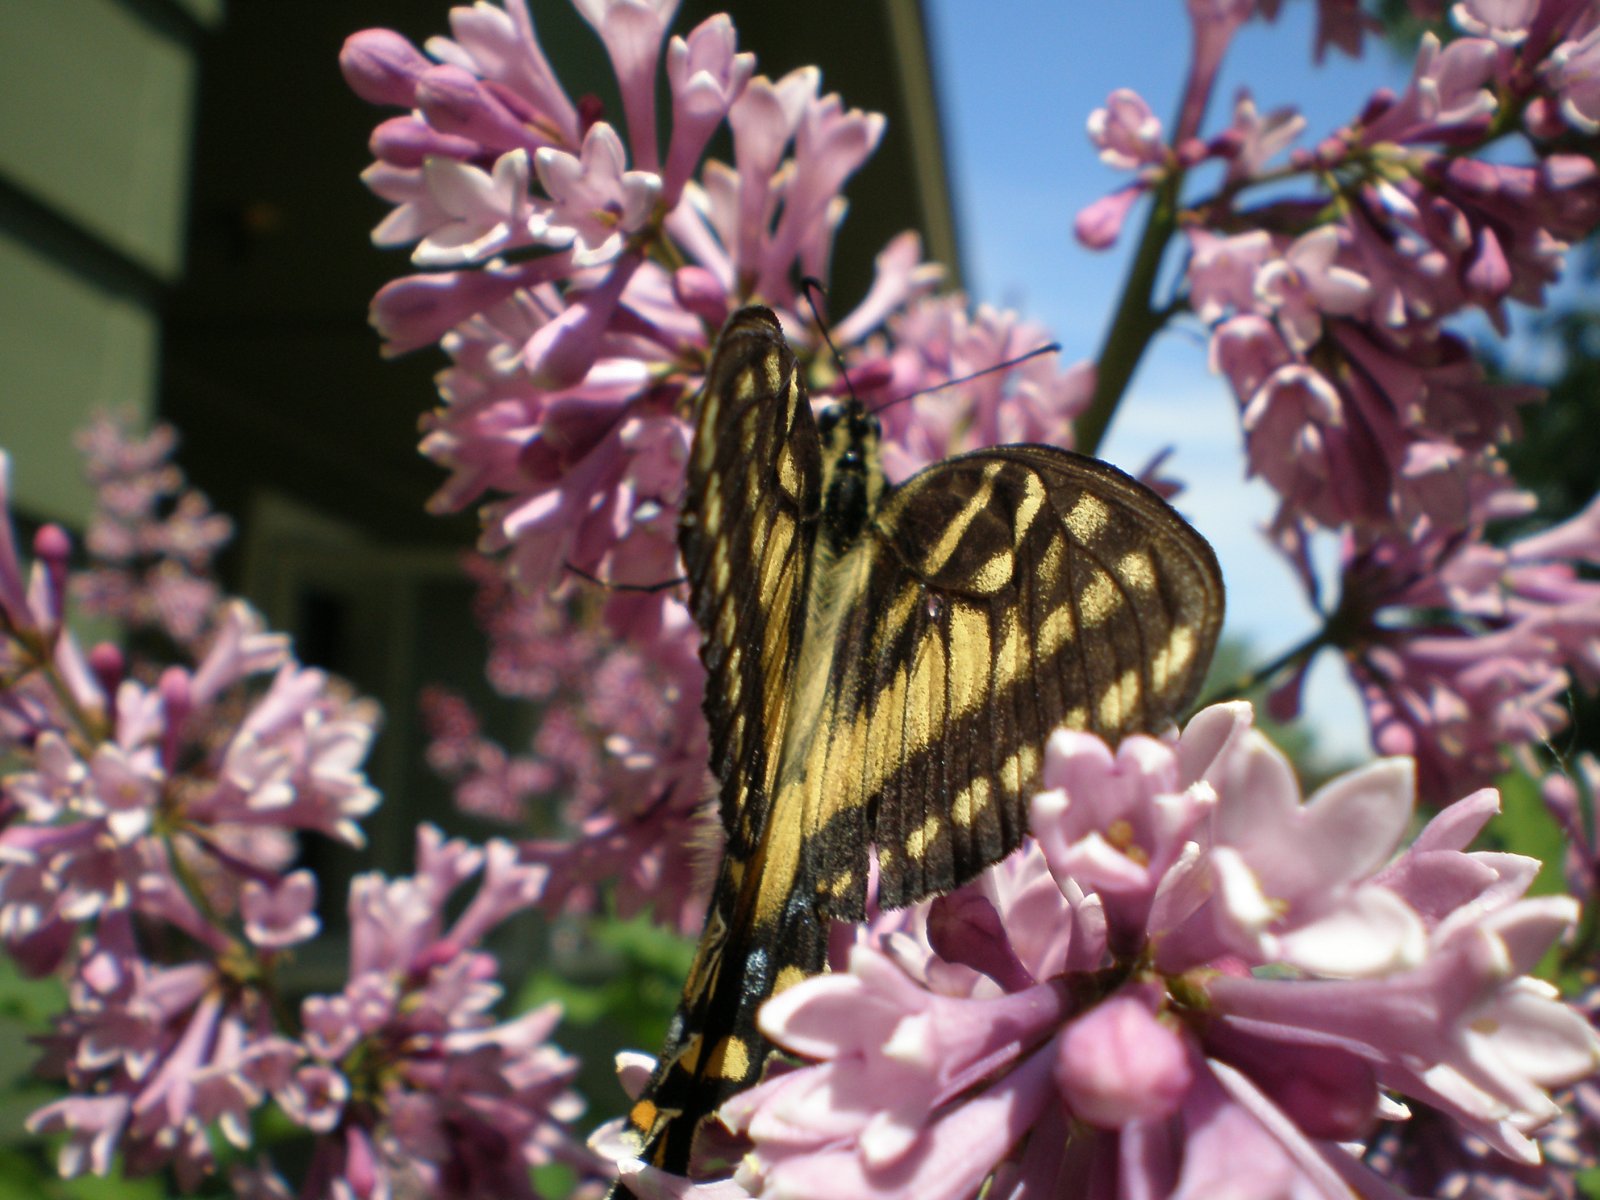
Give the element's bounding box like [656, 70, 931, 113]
[617, 306, 1224, 1186]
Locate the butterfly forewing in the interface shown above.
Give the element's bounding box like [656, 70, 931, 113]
[624, 310, 828, 1182]
[679, 309, 822, 851]
[621, 306, 1224, 1189]
[851, 447, 1223, 909]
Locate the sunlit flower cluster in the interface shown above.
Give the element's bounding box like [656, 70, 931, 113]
[0, 448, 594, 1195]
[343, 0, 1088, 940]
[242, 828, 592, 1200]
[649, 705, 1600, 1199]
[1080, 0, 1600, 798]
[422, 563, 714, 932]
[1316, 486, 1600, 802]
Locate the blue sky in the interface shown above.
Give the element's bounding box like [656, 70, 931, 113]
[924, 2, 1421, 760]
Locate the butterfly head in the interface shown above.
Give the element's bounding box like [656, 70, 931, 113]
[816, 399, 883, 553]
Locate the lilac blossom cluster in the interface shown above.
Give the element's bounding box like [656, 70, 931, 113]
[228, 829, 595, 1200]
[341, 0, 1087, 930]
[421, 558, 714, 932]
[0, 444, 594, 1197]
[68, 413, 233, 649]
[1322, 486, 1600, 803]
[607, 705, 1600, 1200]
[1078, 0, 1600, 802]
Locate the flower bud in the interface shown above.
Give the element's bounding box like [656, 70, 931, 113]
[1055, 992, 1192, 1128]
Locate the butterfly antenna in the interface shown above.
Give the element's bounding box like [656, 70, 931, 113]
[800, 277, 1059, 414]
[563, 560, 686, 594]
[800, 276, 858, 406]
[867, 341, 1062, 418]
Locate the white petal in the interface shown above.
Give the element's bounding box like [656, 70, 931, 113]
[1300, 758, 1415, 884]
[1473, 978, 1600, 1086]
[1211, 846, 1276, 942]
[1276, 886, 1425, 976]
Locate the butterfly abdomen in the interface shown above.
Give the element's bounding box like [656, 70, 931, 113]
[622, 825, 831, 1181]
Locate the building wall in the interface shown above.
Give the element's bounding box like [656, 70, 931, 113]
[0, 0, 220, 522]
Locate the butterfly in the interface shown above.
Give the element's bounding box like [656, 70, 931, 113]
[614, 304, 1224, 1188]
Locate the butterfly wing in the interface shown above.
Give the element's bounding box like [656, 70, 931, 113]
[624, 307, 826, 1180]
[784, 445, 1225, 914]
[679, 306, 823, 853]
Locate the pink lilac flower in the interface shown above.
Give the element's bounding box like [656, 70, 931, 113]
[1087, 89, 1167, 170]
[1208, 314, 1495, 534]
[1404, 156, 1600, 328]
[572, 0, 678, 176]
[1187, 229, 1273, 323]
[68, 413, 231, 648]
[0, 455, 40, 640]
[1195, 141, 1600, 531]
[661, 704, 1600, 1199]
[406, 148, 555, 267]
[463, 551, 600, 698]
[1367, 1096, 1597, 1199]
[1545, 24, 1600, 131]
[1151, 19, 1600, 550]
[1255, 0, 1384, 62]
[240, 871, 320, 950]
[0, 592, 378, 973]
[661, 15, 755, 200]
[1216, 91, 1306, 183]
[536, 123, 662, 266]
[347, 0, 1067, 618]
[1252, 226, 1372, 352]
[1357, 33, 1501, 147]
[1371, 965, 1600, 1199]
[1455, 0, 1541, 45]
[0, 453, 420, 1192]
[421, 686, 556, 825]
[421, 569, 714, 933]
[867, 294, 1095, 484]
[1072, 183, 1146, 250]
[280, 827, 602, 1200]
[0, 595, 384, 1185]
[27, 913, 302, 1190]
[1270, 485, 1600, 805]
[1197, 157, 1599, 535]
[1181, 0, 1256, 144]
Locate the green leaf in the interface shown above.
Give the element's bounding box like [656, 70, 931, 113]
[532, 1161, 578, 1198]
[0, 1146, 180, 1200]
[0, 956, 66, 1026]
[1492, 769, 1569, 897]
[514, 911, 696, 1129]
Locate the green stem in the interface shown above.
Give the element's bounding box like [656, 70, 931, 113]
[3, 628, 107, 749]
[1198, 626, 1333, 710]
[1563, 898, 1600, 978]
[1076, 173, 1183, 458]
